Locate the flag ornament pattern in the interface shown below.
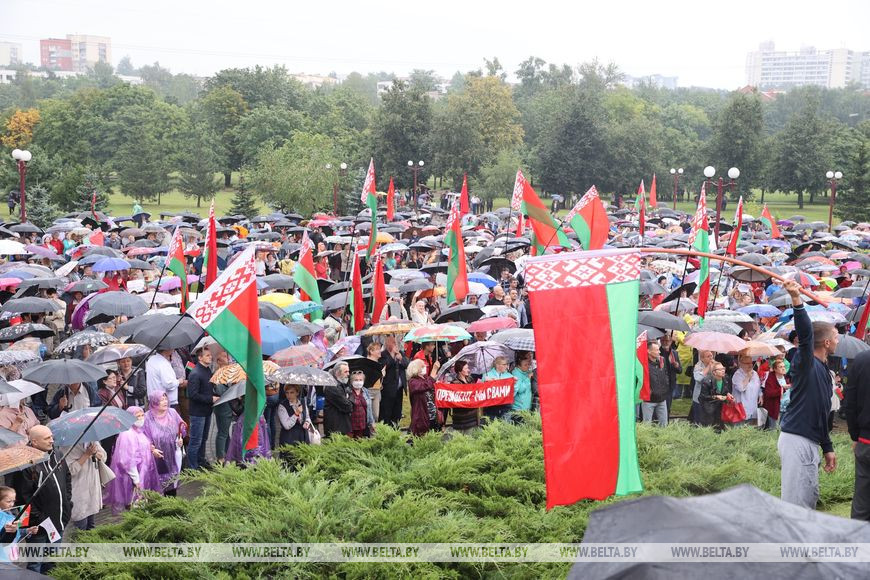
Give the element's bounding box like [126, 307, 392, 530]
[760, 204, 782, 239]
[166, 226, 189, 313]
[188, 246, 264, 455]
[511, 169, 525, 236]
[445, 201, 469, 304]
[361, 158, 378, 257]
[526, 249, 643, 507]
[726, 196, 744, 257]
[566, 185, 609, 251]
[689, 194, 711, 320]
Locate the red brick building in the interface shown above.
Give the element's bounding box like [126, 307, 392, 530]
[40, 38, 73, 71]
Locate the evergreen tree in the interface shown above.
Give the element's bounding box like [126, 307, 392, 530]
[834, 123, 870, 221]
[26, 185, 59, 228]
[177, 128, 221, 208]
[229, 173, 258, 218]
[76, 172, 109, 214]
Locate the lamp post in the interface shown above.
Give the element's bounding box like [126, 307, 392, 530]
[11, 149, 31, 223]
[669, 167, 683, 210]
[326, 162, 348, 215]
[408, 160, 424, 208]
[702, 165, 739, 241]
[826, 170, 843, 230]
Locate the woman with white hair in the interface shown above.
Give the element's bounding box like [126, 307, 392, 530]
[408, 359, 436, 436]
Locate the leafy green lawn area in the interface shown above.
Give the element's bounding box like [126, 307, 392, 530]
[105, 188, 247, 220]
[56, 419, 856, 578]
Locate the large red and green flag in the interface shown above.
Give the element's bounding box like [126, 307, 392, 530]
[689, 193, 711, 320]
[459, 173, 470, 217]
[565, 185, 609, 250]
[188, 245, 264, 455]
[635, 331, 650, 402]
[726, 195, 744, 257]
[649, 174, 657, 208]
[511, 169, 525, 236]
[361, 158, 378, 257]
[349, 249, 366, 333]
[167, 226, 188, 313]
[445, 201, 469, 304]
[293, 230, 322, 321]
[386, 176, 396, 222]
[855, 301, 870, 340]
[522, 180, 571, 255]
[203, 199, 218, 290]
[760, 204, 782, 239]
[370, 252, 387, 324]
[526, 248, 644, 506]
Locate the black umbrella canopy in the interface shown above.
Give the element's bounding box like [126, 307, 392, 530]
[738, 253, 771, 266]
[17, 277, 65, 291]
[22, 359, 106, 385]
[399, 279, 434, 294]
[637, 310, 691, 332]
[322, 292, 350, 312]
[87, 291, 149, 318]
[48, 406, 137, 446]
[834, 335, 870, 360]
[64, 279, 109, 295]
[322, 281, 351, 299]
[637, 324, 665, 340]
[639, 280, 667, 296]
[0, 323, 54, 343]
[259, 302, 285, 321]
[0, 297, 63, 314]
[129, 315, 203, 350]
[728, 266, 773, 283]
[288, 321, 321, 337]
[435, 304, 484, 324]
[262, 274, 295, 290]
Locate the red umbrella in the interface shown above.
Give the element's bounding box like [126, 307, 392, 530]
[0, 278, 21, 291]
[468, 317, 518, 333]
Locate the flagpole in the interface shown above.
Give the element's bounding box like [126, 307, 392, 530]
[13, 314, 192, 524]
[148, 254, 171, 310]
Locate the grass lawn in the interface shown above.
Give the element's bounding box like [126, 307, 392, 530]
[105, 188, 260, 220]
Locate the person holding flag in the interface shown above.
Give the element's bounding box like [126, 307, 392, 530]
[689, 193, 713, 320]
[445, 201, 469, 304]
[293, 230, 322, 321]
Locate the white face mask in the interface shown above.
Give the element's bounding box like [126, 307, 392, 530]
[352, 380, 364, 389]
[134, 418, 145, 428]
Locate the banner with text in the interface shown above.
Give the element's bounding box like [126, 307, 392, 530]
[435, 378, 515, 408]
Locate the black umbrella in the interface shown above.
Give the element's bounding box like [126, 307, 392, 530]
[22, 359, 106, 384]
[661, 282, 697, 304]
[834, 335, 870, 360]
[738, 252, 771, 266]
[127, 258, 155, 270]
[9, 223, 42, 234]
[435, 304, 484, 324]
[322, 292, 350, 312]
[64, 279, 109, 294]
[259, 302, 285, 321]
[479, 257, 516, 275]
[288, 321, 322, 337]
[87, 291, 149, 318]
[48, 406, 137, 446]
[833, 287, 866, 299]
[346, 356, 384, 383]
[0, 297, 63, 314]
[17, 277, 65, 291]
[398, 279, 434, 294]
[130, 315, 203, 350]
[729, 266, 773, 282]
[0, 323, 54, 343]
[263, 274, 295, 290]
[0, 427, 25, 447]
[420, 262, 449, 275]
[637, 324, 665, 340]
[322, 281, 351, 299]
[637, 310, 691, 332]
[639, 281, 667, 296]
[87, 343, 152, 365]
[852, 269, 870, 278]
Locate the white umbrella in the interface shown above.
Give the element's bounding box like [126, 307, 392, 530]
[704, 309, 754, 323]
[1, 379, 44, 407]
[0, 240, 27, 256]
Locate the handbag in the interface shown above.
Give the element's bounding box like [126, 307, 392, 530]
[306, 423, 321, 445]
[721, 401, 747, 423]
[97, 459, 115, 486]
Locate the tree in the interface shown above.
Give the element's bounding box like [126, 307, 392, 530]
[115, 132, 172, 203]
[428, 100, 485, 188]
[1, 108, 40, 148]
[204, 65, 308, 111]
[833, 121, 870, 221]
[234, 106, 306, 165]
[479, 149, 524, 202]
[370, 81, 432, 190]
[709, 92, 764, 198]
[177, 124, 222, 208]
[484, 57, 507, 81]
[76, 171, 109, 213]
[26, 185, 59, 228]
[768, 99, 829, 208]
[116, 56, 136, 76]
[408, 70, 437, 92]
[200, 85, 248, 186]
[250, 132, 342, 214]
[449, 76, 523, 169]
[229, 170, 259, 218]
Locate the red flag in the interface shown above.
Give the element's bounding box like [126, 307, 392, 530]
[511, 169, 525, 235]
[761, 204, 782, 239]
[350, 250, 365, 333]
[638, 196, 646, 236]
[371, 252, 387, 324]
[386, 176, 395, 222]
[91, 191, 99, 221]
[89, 230, 104, 247]
[726, 196, 744, 257]
[204, 199, 218, 289]
[19, 505, 30, 526]
[856, 301, 870, 340]
[445, 201, 469, 304]
[522, 180, 571, 252]
[459, 173, 470, 216]
[649, 174, 657, 207]
[636, 331, 650, 402]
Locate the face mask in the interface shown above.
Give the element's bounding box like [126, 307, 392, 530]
[352, 381, 364, 389]
[134, 418, 145, 428]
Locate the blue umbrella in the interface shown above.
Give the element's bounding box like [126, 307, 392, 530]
[77, 254, 107, 265]
[468, 272, 498, 288]
[259, 319, 299, 356]
[91, 258, 131, 272]
[48, 406, 136, 446]
[284, 301, 323, 316]
[738, 304, 781, 317]
[2, 270, 35, 280]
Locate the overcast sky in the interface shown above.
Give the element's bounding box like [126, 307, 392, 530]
[2, 0, 868, 89]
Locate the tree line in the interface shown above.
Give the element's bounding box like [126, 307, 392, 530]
[0, 57, 868, 219]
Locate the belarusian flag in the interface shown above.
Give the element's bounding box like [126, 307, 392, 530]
[855, 301, 870, 340]
[649, 174, 658, 207]
[689, 194, 711, 320]
[566, 185, 609, 250]
[521, 180, 571, 254]
[349, 249, 365, 333]
[203, 199, 218, 290]
[370, 252, 387, 324]
[526, 248, 643, 506]
[88, 230, 104, 247]
[635, 331, 650, 402]
[445, 201, 469, 304]
[459, 172, 470, 216]
[386, 176, 396, 222]
[760, 204, 782, 239]
[726, 195, 744, 257]
[167, 226, 188, 313]
[293, 230, 322, 321]
[511, 169, 525, 236]
[188, 245, 264, 456]
[635, 180, 646, 237]
[361, 158, 378, 258]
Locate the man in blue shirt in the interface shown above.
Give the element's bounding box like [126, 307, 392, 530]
[778, 280, 838, 508]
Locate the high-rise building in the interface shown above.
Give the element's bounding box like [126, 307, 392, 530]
[745, 42, 869, 89]
[66, 34, 111, 72]
[40, 38, 73, 70]
[0, 42, 23, 67]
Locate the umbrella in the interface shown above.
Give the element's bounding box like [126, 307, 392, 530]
[399, 279, 434, 294]
[129, 315, 203, 349]
[639, 280, 667, 296]
[834, 335, 870, 360]
[0, 445, 48, 477]
[729, 266, 772, 282]
[211, 361, 280, 389]
[0, 350, 39, 369]
[0, 378, 44, 409]
[737, 304, 781, 317]
[637, 324, 665, 340]
[467, 272, 498, 288]
[155, 275, 199, 292]
[501, 333, 536, 352]
[436, 341, 514, 378]
[270, 366, 337, 387]
[269, 344, 326, 367]
[0, 240, 27, 255]
[22, 359, 107, 384]
[48, 406, 138, 446]
[404, 324, 472, 343]
[0, 277, 21, 290]
[346, 357, 384, 382]
[637, 310, 690, 332]
[55, 330, 120, 355]
[0, 297, 63, 315]
[784, 271, 819, 288]
[694, 320, 743, 335]
[64, 279, 109, 294]
[467, 317, 518, 333]
[91, 258, 131, 272]
[386, 269, 427, 281]
[288, 321, 322, 338]
[363, 321, 420, 336]
[322, 292, 350, 312]
[0, 427, 26, 447]
[259, 293, 298, 309]
[260, 319, 299, 356]
[87, 343, 151, 365]
[684, 331, 747, 352]
[737, 340, 781, 357]
[0, 380, 22, 395]
[654, 298, 697, 314]
[259, 302, 286, 321]
[262, 274, 295, 290]
[435, 304, 484, 324]
[284, 301, 322, 316]
[833, 287, 866, 299]
[24, 245, 63, 261]
[0, 323, 54, 343]
[704, 309, 755, 323]
[87, 291, 149, 318]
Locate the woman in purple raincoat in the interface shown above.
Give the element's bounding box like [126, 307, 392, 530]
[225, 396, 271, 464]
[143, 392, 186, 495]
[103, 406, 161, 514]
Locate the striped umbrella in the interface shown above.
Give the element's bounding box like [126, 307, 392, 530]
[403, 324, 472, 343]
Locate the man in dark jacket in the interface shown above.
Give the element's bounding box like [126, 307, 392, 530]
[642, 339, 670, 426]
[845, 348, 870, 520]
[324, 361, 353, 436]
[379, 339, 409, 428]
[12, 425, 72, 573]
[186, 345, 216, 470]
[778, 280, 838, 509]
[47, 382, 101, 419]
